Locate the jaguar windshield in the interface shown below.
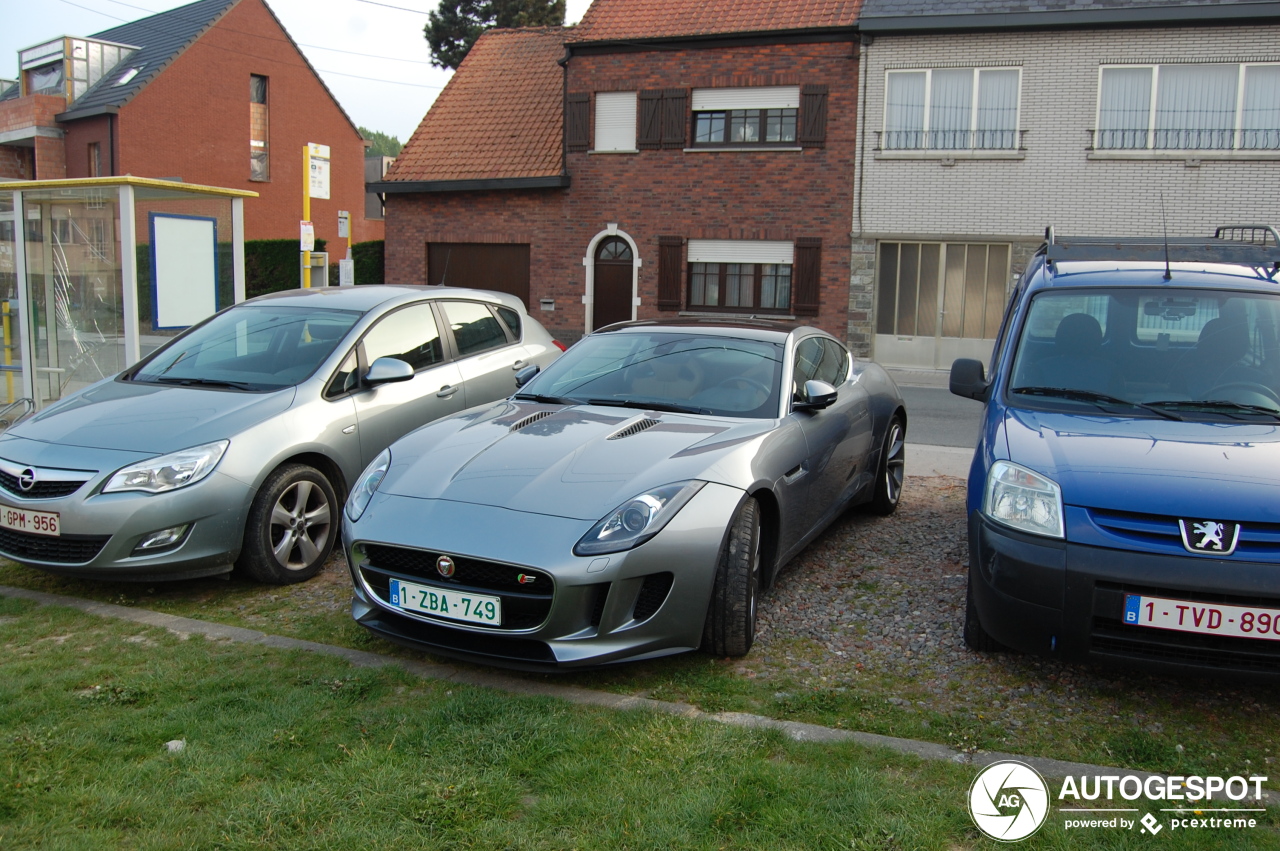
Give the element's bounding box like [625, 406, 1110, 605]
[1007, 288, 1280, 419]
[130, 305, 361, 391]
[517, 331, 785, 418]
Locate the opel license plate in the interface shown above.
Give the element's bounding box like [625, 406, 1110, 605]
[0, 505, 59, 537]
[1124, 594, 1280, 641]
[389, 577, 501, 626]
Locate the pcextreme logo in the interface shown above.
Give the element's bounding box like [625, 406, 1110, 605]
[968, 761, 1050, 842]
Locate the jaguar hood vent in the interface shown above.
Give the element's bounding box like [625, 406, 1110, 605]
[509, 410, 556, 432]
[608, 418, 661, 440]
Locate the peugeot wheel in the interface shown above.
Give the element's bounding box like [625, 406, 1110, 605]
[237, 463, 337, 584]
[703, 497, 762, 657]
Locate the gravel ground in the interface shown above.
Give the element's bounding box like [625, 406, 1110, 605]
[751, 475, 1279, 762]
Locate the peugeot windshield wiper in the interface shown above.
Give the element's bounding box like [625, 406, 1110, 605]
[512, 392, 576, 405]
[1144, 399, 1280, 421]
[148, 377, 261, 391]
[1011, 386, 1184, 421]
[587, 398, 709, 415]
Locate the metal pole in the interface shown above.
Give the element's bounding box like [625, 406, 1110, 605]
[12, 190, 34, 405]
[118, 183, 140, 366]
[302, 145, 311, 288]
[231, 196, 246, 303]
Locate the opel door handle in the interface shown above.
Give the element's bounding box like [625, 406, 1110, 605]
[511, 360, 527, 371]
[437, 385, 458, 398]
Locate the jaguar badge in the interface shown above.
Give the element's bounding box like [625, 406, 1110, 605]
[436, 555, 456, 577]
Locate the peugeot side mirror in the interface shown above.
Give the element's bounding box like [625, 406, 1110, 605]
[514, 365, 540, 388]
[794, 379, 838, 412]
[364, 357, 414, 386]
[950, 358, 990, 402]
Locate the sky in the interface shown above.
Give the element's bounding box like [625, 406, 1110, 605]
[0, 0, 594, 143]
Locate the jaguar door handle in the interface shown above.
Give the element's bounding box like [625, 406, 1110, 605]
[437, 385, 458, 398]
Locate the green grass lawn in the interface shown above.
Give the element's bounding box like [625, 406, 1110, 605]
[1, 596, 1276, 849]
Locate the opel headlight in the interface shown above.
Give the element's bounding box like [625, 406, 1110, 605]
[983, 460, 1064, 538]
[346, 449, 391, 522]
[103, 441, 229, 494]
[574, 481, 705, 556]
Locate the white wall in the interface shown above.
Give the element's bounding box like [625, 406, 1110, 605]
[854, 24, 1280, 240]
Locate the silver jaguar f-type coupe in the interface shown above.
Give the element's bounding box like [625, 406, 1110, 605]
[343, 319, 906, 668]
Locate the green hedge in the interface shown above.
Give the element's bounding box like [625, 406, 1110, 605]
[244, 238, 327, 298]
[353, 240, 384, 285]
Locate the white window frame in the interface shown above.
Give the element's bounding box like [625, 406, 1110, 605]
[1094, 62, 1280, 152]
[881, 67, 1022, 151]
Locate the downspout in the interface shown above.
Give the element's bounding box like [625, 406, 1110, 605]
[558, 45, 572, 179]
[856, 33, 871, 238]
[108, 113, 118, 175]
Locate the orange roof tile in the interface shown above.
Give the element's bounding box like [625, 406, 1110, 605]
[385, 27, 565, 184]
[574, 0, 862, 42]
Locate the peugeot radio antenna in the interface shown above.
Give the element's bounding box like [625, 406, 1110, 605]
[1160, 192, 1172, 281]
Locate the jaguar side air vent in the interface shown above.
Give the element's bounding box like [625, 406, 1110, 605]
[607, 418, 660, 440]
[509, 410, 556, 432]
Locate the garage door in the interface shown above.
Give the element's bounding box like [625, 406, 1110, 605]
[427, 243, 530, 305]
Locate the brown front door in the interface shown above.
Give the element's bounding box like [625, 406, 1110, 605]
[592, 236, 633, 330]
[427, 242, 530, 305]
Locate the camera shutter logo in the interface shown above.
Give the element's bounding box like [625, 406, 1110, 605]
[968, 760, 1050, 842]
[18, 468, 36, 492]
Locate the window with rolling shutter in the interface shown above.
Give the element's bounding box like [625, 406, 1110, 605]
[566, 92, 590, 152]
[638, 90, 664, 149]
[799, 85, 829, 148]
[657, 236, 684, 310]
[793, 238, 822, 315]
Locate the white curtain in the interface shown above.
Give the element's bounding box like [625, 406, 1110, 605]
[1155, 64, 1237, 149]
[976, 69, 1019, 149]
[1242, 65, 1280, 150]
[930, 69, 973, 149]
[885, 71, 925, 149]
[1098, 67, 1152, 149]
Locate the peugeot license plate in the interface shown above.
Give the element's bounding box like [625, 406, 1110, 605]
[1124, 594, 1280, 641]
[389, 578, 501, 626]
[0, 506, 59, 537]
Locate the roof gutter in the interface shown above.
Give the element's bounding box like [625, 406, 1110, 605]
[370, 176, 572, 194]
[55, 104, 120, 122]
[859, 2, 1280, 33]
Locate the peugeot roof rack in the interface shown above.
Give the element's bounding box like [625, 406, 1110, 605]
[1042, 225, 1280, 267]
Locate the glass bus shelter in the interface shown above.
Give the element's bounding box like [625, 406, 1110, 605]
[0, 177, 256, 421]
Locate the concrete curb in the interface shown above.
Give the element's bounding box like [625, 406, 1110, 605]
[0, 582, 1179, 784]
[908, 443, 973, 479]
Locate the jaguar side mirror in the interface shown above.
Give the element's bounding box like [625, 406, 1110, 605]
[794, 380, 838, 412]
[514, 365, 540, 388]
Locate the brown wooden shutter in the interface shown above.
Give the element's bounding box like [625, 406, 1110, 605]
[793, 237, 822, 315]
[799, 84, 829, 148]
[657, 236, 684, 310]
[661, 88, 687, 149]
[566, 93, 590, 152]
[638, 90, 664, 150]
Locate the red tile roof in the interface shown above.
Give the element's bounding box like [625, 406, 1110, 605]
[385, 27, 565, 183]
[574, 0, 862, 42]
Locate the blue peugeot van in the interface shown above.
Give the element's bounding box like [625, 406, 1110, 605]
[952, 226, 1280, 675]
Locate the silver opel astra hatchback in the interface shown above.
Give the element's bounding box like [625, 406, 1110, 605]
[0, 286, 562, 584]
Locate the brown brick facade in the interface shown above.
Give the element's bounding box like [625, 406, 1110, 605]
[0, 145, 32, 179]
[385, 38, 858, 345]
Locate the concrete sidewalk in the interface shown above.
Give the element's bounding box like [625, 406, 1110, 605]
[908, 443, 972, 479]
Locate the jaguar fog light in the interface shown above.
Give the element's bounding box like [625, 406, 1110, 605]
[983, 461, 1064, 538]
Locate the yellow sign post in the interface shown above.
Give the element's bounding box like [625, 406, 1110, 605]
[302, 145, 311, 288]
[301, 143, 331, 289]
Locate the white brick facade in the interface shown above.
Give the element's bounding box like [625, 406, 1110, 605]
[849, 24, 1280, 364]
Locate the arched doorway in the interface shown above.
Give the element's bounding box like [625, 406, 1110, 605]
[592, 236, 634, 330]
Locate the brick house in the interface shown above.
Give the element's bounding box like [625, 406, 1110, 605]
[0, 0, 380, 244]
[854, 0, 1280, 369]
[376, 0, 861, 345]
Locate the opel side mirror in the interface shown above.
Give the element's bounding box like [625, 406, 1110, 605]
[365, 357, 414, 386]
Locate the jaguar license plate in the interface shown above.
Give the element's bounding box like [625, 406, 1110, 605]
[1124, 594, 1280, 641]
[389, 577, 501, 626]
[0, 506, 60, 537]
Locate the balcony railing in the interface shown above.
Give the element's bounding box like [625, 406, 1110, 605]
[1089, 128, 1280, 151]
[876, 129, 1025, 151]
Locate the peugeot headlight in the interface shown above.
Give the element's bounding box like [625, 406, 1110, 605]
[983, 460, 1064, 539]
[574, 481, 705, 556]
[103, 441, 229, 494]
[346, 449, 391, 522]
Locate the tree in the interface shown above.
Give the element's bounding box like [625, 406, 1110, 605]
[424, 0, 565, 70]
[359, 126, 403, 159]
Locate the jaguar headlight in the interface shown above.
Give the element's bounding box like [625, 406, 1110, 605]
[983, 460, 1064, 539]
[345, 449, 391, 522]
[103, 441, 229, 494]
[574, 481, 705, 556]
